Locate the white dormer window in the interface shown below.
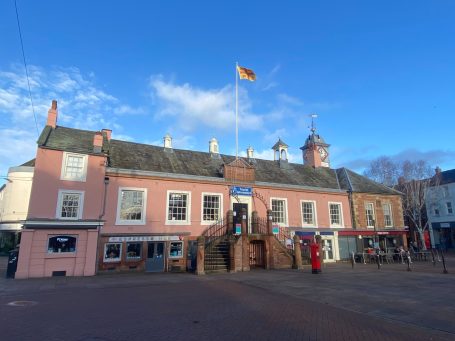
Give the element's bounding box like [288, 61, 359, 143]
[61, 152, 88, 182]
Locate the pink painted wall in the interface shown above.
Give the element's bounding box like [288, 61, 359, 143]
[101, 175, 352, 236]
[15, 229, 98, 279]
[28, 148, 106, 220]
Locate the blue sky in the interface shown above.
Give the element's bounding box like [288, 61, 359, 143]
[1, 0, 455, 182]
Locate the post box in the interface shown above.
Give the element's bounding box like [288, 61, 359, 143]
[310, 242, 321, 274]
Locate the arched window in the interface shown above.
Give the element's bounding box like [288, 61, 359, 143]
[281, 149, 287, 160]
[48, 236, 77, 253]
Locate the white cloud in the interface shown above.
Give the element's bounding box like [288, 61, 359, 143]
[149, 75, 264, 133]
[0, 64, 141, 183]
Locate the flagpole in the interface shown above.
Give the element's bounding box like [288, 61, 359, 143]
[235, 61, 239, 160]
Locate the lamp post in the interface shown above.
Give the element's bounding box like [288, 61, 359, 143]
[373, 220, 381, 269]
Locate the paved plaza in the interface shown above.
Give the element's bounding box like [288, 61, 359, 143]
[0, 257, 454, 341]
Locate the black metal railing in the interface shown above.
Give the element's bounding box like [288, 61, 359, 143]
[275, 225, 294, 255]
[251, 217, 268, 234]
[202, 218, 230, 247]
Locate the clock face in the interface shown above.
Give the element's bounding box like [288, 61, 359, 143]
[318, 146, 328, 160]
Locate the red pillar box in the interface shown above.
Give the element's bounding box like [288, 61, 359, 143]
[310, 242, 321, 274]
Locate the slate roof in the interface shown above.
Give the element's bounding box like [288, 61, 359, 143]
[37, 125, 400, 194]
[20, 159, 35, 167]
[438, 169, 455, 185]
[336, 168, 402, 195]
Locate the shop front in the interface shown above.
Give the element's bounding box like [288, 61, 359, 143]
[293, 230, 340, 263]
[98, 234, 191, 273]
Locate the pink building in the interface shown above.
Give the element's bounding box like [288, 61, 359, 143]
[16, 100, 404, 278]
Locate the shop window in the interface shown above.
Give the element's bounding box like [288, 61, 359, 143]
[169, 241, 183, 258]
[104, 243, 122, 262]
[116, 188, 147, 225]
[48, 236, 77, 253]
[126, 242, 142, 260]
[61, 152, 87, 182]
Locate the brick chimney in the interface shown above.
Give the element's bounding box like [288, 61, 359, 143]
[93, 131, 103, 153]
[303, 144, 322, 168]
[102, 128, 112, 141]
[46, 100, 58, 128]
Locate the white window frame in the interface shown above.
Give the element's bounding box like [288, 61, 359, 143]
[103, 243, 122, 263]
[169, 241, 184, 259]
[115, 187, 147, 225]
[383, 203, 394, 227]
[56, 190, 84, 220]
[270, 197, 288, 226]
[328, 202, 344, 228]
[301, 200, 317, 227]
[365, 202, 376, 228]
[60, 152, 88, 182]
[166, 190, 191, 225]
[201, 192, 223, 225]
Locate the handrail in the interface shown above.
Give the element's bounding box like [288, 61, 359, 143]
[202, 219, 230, 247]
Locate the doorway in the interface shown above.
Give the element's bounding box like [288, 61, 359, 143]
[233, 203, 248, 233]
[186, 240, 197, 272]
[322, 238, 335, 262]
[249, 240, 265, 268]
[146, 242, 165, 272]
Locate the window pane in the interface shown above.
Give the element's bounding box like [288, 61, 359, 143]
[203, 195, 221, 222]
[104, 243, 122, 261]
[126, 243, 142, 259]
[383, 203, 393, 227]
[169, 242, 183, 258]
[365, 203, 375, 226]
[60, 193, 81, 218]
[65, 155, 84, 179]
[272, 199, 286, 224]
[48, 236, 77, 253]
[120, 190, 144, 221]
[302, 202, 314, 225]
[330, 204, 341, 225]
[168, 193, 188, 221]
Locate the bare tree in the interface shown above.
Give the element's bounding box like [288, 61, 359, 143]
[363, 156, 399, 186]
[364, 157, 438, 250]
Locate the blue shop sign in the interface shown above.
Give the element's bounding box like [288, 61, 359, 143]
[230, 186, 252, 196]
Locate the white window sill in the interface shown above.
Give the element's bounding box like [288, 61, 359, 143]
[166, 221, 190, 226]
[115, 220, 146, 226]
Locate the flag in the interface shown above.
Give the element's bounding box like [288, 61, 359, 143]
[237, 65, 256, 81]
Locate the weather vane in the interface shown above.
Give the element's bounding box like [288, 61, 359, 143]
[309, 113, 318, 134]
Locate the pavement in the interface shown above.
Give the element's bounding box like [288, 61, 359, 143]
[0, 256, 454, 340]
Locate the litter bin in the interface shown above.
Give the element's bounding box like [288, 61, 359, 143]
[6, 249, 19, 279]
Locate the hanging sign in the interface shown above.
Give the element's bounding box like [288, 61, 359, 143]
[230, 186, 252, 196]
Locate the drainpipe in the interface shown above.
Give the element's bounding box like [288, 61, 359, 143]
[95, 176, 110, 274]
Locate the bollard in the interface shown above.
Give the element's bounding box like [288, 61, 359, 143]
[431, 249, 436, 267]
[351, 251, 355, 269]
[441, 252, 448, 274]
[376, 254, 381, 270]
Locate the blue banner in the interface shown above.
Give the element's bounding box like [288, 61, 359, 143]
[230, 186, 252, 196]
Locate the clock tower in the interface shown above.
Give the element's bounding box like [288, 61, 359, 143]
[300, 115, 331, 168]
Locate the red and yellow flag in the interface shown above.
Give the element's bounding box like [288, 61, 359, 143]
[237, 65, 256, 81]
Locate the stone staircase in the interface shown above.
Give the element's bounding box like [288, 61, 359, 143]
[204, 238, 230, 272]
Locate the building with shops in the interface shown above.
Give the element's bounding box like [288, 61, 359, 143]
[16, 100, 406, 278]
[426, 168, 455, 250]
[0, 162, 34, 255]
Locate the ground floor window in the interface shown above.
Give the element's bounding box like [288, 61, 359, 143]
[48, 236, 77, 253]
[126, 242, 142, 260]
[104, 243, 122, 262]
[169, 241, 183, 258]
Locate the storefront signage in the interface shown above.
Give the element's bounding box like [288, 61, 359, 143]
[230, 186, 252, 196]
[377, 232, 389, 235]
[235, 224, 242, 235]
[108, 236, 180, 242]
[272, 225, 279, 235]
